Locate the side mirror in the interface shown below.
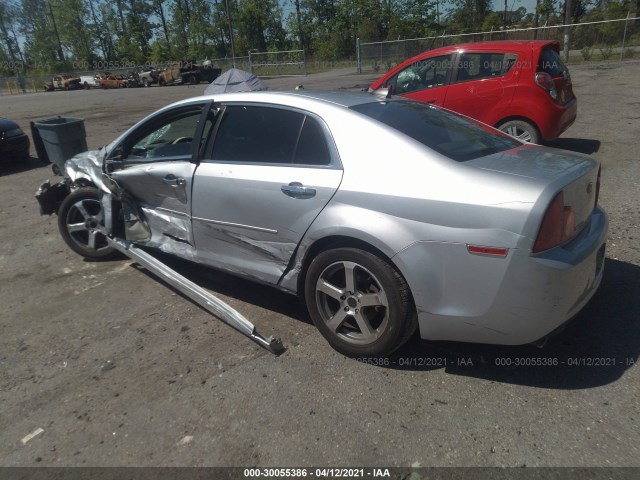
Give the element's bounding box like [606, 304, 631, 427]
[104, 145, 125, 172]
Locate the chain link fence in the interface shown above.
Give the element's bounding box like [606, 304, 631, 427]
[357, 15, 640, 73]
[248, 49, 306, 76]
[0, 51, 308, 95]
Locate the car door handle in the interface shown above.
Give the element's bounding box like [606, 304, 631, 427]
[163, 175, 186, 187]
[281, 182, 316, 199]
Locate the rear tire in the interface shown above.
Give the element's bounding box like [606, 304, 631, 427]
[58, 187, 116, 259]
[497, 119, 540, 144]
[305, 248, 417, 357]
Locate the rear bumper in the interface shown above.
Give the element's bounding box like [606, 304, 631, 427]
[539, 97, 577, 141]
[395, 206, 608, 345]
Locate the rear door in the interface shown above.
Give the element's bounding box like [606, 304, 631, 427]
[443, 51, 518, 124]
[191, 104, 343, 285]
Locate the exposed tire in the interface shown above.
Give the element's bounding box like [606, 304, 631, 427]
[188, 74, 198, 85]
[305, 248, 417, 357]
[497, 119, 540, 144]
[143, 78, 150, 87]
[57, 187, 116, 259]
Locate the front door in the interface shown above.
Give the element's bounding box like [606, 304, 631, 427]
[105, 101, 211, 252]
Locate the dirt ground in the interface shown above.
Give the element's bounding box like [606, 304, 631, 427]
[1, 63, 639, 469]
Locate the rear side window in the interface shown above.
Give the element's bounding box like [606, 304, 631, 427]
[538, 47, 567, 78]
[295, 116, 331, 166]
[351, 100, 520, 162]
[455, 53, 517, 82]
[210, 105, 333, 166]
[212, 105, 304, 163]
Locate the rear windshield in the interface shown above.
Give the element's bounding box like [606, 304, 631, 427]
[538, 47, 567, 77]
[350, 100, 520, 162]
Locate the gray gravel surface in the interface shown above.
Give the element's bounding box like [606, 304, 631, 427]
[0, 62, 639, 467]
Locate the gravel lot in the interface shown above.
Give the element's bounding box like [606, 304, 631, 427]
[1, 63, 639, 470]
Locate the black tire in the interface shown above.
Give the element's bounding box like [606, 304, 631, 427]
[143, 78, 150, 87]
[497, 119, 540, 144]
[188, 74, 198, 85]
[305, 248, 417, 357]
[57, 187, 116, 259]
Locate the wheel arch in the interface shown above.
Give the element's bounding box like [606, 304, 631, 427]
[495, 115, 541, 134]
[295, 235, 415, 308]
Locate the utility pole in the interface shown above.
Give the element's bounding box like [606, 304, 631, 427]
[504, 0, 508, 28]
[224, 0, 236, 67]
[563, 0, 572, 62]
[48, 1, 66, 63]
[295, 0, 304, 49]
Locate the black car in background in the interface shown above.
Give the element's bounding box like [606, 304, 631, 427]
[0, 118, 30, 161]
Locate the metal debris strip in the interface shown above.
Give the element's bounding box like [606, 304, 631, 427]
[21, 428, 44, 445]
[107, 237, 285, 355]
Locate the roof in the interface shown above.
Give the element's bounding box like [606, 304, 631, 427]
[409, 39, 559, 58]
[179, 90, 384, 110]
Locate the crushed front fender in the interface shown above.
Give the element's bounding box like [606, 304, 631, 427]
[35, 180, 70, 215]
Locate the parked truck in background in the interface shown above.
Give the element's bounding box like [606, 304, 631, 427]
[80, 74, 101, 89]
[43, 74, 81, 91]
[138, 66, 161, 87]
[157, 61, 222, 86]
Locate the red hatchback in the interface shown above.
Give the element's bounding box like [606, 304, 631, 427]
[370, 40, 577, 144]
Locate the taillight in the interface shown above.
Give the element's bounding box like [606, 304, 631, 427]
[594, 166, 601, 208]
[532, 191, 576, 253]
[535, 72, 558, 101]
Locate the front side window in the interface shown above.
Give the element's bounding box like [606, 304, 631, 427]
[387, 55, 451, 94]
[351, 100, 520, 162]
[126, 106, 204, 160]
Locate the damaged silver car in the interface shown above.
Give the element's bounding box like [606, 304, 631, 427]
[36, 91, 607, 357]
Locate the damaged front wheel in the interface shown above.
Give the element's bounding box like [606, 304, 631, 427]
[58, 187, 116, 259]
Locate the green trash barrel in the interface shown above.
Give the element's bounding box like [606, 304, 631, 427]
[33, 117, 88, 174]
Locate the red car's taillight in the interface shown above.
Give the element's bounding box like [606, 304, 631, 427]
[532, 191, 576, 253]
[535, 72, 558, 101]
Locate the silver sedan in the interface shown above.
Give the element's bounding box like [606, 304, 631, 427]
[36, 91, 608, 357]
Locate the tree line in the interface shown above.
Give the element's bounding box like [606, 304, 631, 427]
[0, 0, 637, 76]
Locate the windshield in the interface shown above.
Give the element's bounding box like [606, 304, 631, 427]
[351, 100, 520, 162]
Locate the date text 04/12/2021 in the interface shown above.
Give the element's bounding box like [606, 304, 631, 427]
[243, 468, 391, 477]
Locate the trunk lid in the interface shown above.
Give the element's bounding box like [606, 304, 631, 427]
[466, 145, 599, 236]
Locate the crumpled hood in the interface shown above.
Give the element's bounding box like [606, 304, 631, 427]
[64, 150, 109, 192]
